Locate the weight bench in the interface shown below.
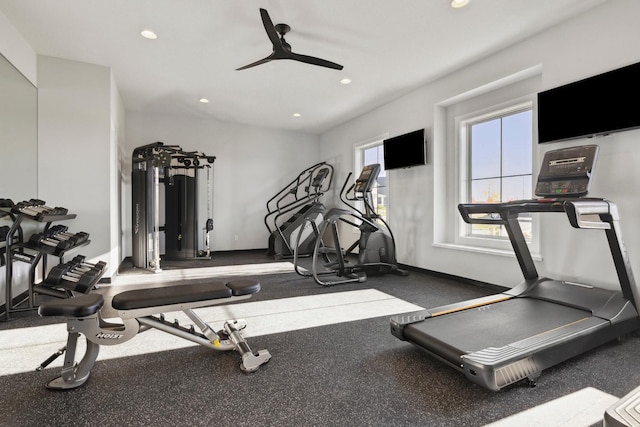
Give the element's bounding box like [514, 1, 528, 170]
[37, 279, 271, 390]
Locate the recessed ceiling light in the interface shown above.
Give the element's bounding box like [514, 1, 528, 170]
[292, 113, 301, 118]
[340, 78, 352, 85]
[140, 29, 158, 40]
[199, 98, 210, 104]
[451, 0, 469, 8]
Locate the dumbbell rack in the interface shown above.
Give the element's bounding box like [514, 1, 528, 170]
[2, 201, 90, 321]
[1, 207, 22, 269]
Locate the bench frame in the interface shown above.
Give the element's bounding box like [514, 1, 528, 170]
[40, 283, 271, 390]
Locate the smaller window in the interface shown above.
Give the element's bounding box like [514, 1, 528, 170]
[355, 140, 388, 223]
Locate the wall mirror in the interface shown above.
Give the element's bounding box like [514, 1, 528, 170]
[0, 53, 37, 202]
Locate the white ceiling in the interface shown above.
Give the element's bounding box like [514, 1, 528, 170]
[0, 0, 606, 134]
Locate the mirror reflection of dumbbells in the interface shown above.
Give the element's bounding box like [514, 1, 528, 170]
[45, 255, 107, 292]
[29, 225, 89, 251]
[12, 199, 69, 220]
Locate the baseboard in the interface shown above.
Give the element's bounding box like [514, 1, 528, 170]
[397, 263, 508, 293]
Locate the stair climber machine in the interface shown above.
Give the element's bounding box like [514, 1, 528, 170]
[294, 163, 408, 286]
[264, 162, 334, 259]
[132, 142, 216, 272]
[390, 145, 640, 391]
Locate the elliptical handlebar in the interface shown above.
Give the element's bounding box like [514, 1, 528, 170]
[264, 162, 334, 234]
[339, 172, 359, 214]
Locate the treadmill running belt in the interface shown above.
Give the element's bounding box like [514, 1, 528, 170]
[403, 298, 595, 366]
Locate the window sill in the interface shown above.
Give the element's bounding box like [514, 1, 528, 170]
[433, 242, 542, 261]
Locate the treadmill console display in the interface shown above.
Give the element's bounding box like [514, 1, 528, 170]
[534, 145, 599, 197]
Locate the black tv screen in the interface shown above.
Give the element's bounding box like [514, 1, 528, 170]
[383, 129, 426, 170]
[537, 61, 640, 143]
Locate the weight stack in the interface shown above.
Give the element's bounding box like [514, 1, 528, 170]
[164, 174, 198, 259]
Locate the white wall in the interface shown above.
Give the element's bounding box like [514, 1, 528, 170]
[320, 0, 640, 291]
[0, 8, 35, 85]
[37, 56, 118, 275]
[124, 112, 320, 254]
[111, 72, 126, 275]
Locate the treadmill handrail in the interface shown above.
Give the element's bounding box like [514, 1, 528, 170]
[459, 197, 640, 310]
[458, 199, 568, 224]
[564, 199, 612, 230]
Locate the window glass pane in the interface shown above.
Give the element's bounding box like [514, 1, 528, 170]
[501, 175, 532, 202]
[364, 148, 377, 166]
[465, 105, 532, 241]
[471, 119, 501, 179]
[502, 110, 533, 176]
[472, 223, 504, 237]
[471, 177, 501, 203]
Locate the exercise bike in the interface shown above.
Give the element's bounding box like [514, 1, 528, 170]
[293, 164, 407, 286]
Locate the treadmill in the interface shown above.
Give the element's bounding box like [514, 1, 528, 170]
[390, 145, 640, 391]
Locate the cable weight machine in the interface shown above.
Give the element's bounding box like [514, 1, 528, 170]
[131, 142, 216, 272]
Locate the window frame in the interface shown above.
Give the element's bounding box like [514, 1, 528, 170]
[454, 98, 539, 253]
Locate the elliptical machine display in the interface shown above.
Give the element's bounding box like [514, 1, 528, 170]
[294, 164, 407, 286]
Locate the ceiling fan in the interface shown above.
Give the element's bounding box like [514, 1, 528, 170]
[236, 8, 343, 71]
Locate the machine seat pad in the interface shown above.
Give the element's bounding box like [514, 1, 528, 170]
[112, 282, 234, 311]
[38, 293, 105, 318]
[225, 279, 261, 296]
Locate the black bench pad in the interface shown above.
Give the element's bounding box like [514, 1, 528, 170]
[112, 280, 261, 311]
[38, 293, 105, 317]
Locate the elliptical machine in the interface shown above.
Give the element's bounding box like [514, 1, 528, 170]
[294, 164, 407, 286]
[264, 162, 333, 259]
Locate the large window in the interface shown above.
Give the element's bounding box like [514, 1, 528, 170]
[465, 107, 533, 239]
[432, 67, 541, 256]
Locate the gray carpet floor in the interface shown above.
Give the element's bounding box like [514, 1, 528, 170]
[1, 250, 639, 427]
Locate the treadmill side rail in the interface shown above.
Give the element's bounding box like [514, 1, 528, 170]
[462, 305, 640, 391]
[390, 294, 513, 340]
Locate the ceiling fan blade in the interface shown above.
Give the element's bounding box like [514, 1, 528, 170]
[290, 53, 344, 70]
[260, 8, 283, 50]
[237, 8, 343, 71]
[236, 55, 274, 71]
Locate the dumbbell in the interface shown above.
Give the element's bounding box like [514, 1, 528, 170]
[0, 199, 14, 208]
[44, 262, 76, 285]
[13, 199, 47, 215]
[46, 225, 69, 235]
[29, 233, 74, 251]
[44, 261, 102, 293]
[41, 225, 83, 242]
[69, 255, 107, 274]
[13, 200, 68, 218]
[40, 229, 89, 247]
[18, 199, 68, 216]
[47, 230, 90, 246]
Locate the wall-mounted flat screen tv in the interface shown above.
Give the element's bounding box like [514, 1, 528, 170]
[383, 129, 426, 170]
[537, 61, 640, 143]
